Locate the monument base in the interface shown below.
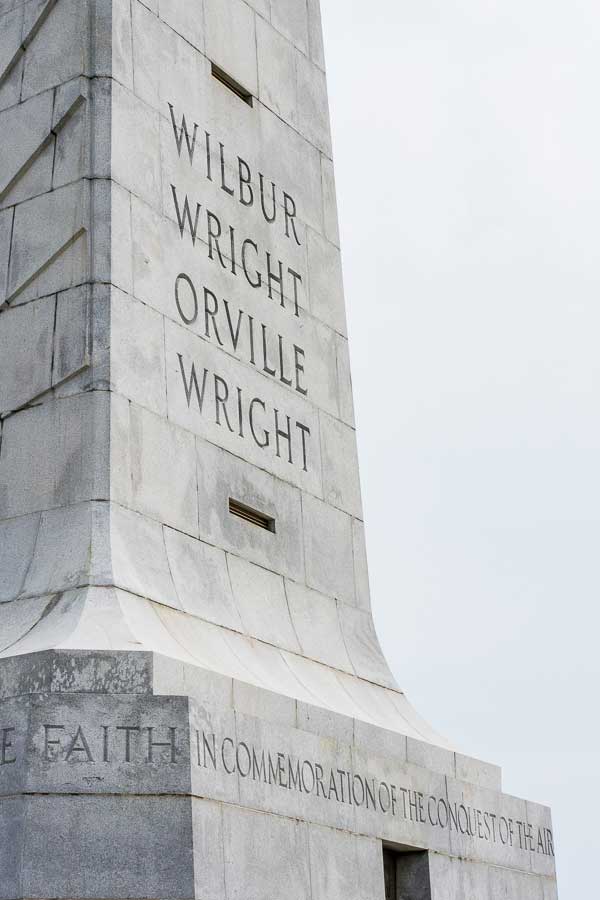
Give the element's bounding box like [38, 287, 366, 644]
[0, 650, 557, 900]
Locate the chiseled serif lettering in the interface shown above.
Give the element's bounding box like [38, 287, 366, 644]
[0, 727, 16, 765]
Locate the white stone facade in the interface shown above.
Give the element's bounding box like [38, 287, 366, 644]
[0, 1, 557, 897]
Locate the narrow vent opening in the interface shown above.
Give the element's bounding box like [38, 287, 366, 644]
[211, 63, 253, 107]
[229, 498, 275, 532]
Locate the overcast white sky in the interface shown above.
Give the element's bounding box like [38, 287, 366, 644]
[321, 1, 599, 894]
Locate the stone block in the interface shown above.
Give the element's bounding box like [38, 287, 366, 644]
[309, 317, 341, 419]
[5, 179, 89, 307]
[232, 679, 296, 729]
[336, 333, 355, 425]
[131, 0, 165, 108]
[302, 493, 355, 605]
[526, 800, 557, 877]
[352, 518, 371, 610]
[192, 798, 228, 900]
[307, 227, 347, 334]
[353, 718, 408, 764]
[256, 15, 297, 126]
[488, 865, 544, 900]
[164, 527, 243, 630]
[296, 52, 331, 155]
[0, 692, 189, 794]
[132, 1, 208, 114]
[0, 6, 23, 86]
[0, 88, 53, 200]
[52, 284, 91, 386]
[89, 177, 111, 284]
[21, 502, 105, 597]
[110, 288, 166, 417]
[0, 208, 11, 298]
[21, 0, 88, 101]
[0, 294, 55, 415]
[222, 802, 311, 900]
[307, 0, 326, 70]
[111, 0, 134, 88]
[321, 154, 340, 246]
[0, 514, 39, 603]
[190, 701, 240, 804]
[0, 392, 109, 518]
[283, 650, 362, 724]
[244, 0, 268, 15]
[320, 412, 363, 518]
[195, 435, 304, 581]
[270, 0, 309, 55]
[309, 825, 367, 900]
[455, 753, 502, 792]
[407, 738, 456, 779]
[116, 401, 199, 535]
[22, 0, 59, 42]
[110, 504, 180, 609]
[0, 594, 57, 657]
[0, 649, 154, 699]
[340, 673, 413, 734]
[227, 554, 301, 652]
[110, 182, 133, 293]
[445, 780, 530, 869]
[11, 794, 195, 898]
[205, 0, 258, 97]
[1, 136, 54, 210]
[296, 700, 354, 745]
[112, 80, 161, 208]
[286, 580, 353, 673]
[0, 28, 22, 112]
[258, 101, 324, 235]
[542, 876, 559, 900]
[160, 0, 204, 50]
[428, 853, 492, 900]
[52, 83, 90, 189]
[0, 796, 22, 899]
[339, 604, 396, 688]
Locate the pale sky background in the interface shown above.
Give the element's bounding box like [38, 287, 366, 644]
[320, 1, 599, 895]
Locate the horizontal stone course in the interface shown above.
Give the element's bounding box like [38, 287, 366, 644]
[0, 652, 555, 879]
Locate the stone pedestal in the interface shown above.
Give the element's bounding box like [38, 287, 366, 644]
[0, 651, 556, 900]
[0, 1, 557, 897]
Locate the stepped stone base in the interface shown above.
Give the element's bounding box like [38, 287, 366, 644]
[0, 650, 557, 900]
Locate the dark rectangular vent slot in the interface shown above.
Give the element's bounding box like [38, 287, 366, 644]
[229, 498, 275, 532]
[211, 63, 253, 107]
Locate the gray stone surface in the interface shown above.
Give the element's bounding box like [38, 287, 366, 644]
[0, 0, 558, 896]
[0, 650, 557, 899]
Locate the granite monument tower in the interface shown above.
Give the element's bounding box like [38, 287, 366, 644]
[0, 0, 558, 897]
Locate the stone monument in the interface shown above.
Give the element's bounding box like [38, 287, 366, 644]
[0, 1, 558, 897]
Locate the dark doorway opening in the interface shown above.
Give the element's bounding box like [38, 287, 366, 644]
[383, 848, 432, 900]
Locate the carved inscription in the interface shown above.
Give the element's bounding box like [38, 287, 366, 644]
[167, 103, 315, 478]
[0, 727, 16, 765]
[197, 730, 555, 859]
[0, 720, 555, 861]
[42, 724, 180, 764]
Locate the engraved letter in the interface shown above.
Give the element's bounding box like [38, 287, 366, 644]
[0, 728, 16, 765]
[171, 185, 202, 245]
[178, 355, 209, 411]
[168, 104, 199, 164]
[175, 273, 199, 325]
